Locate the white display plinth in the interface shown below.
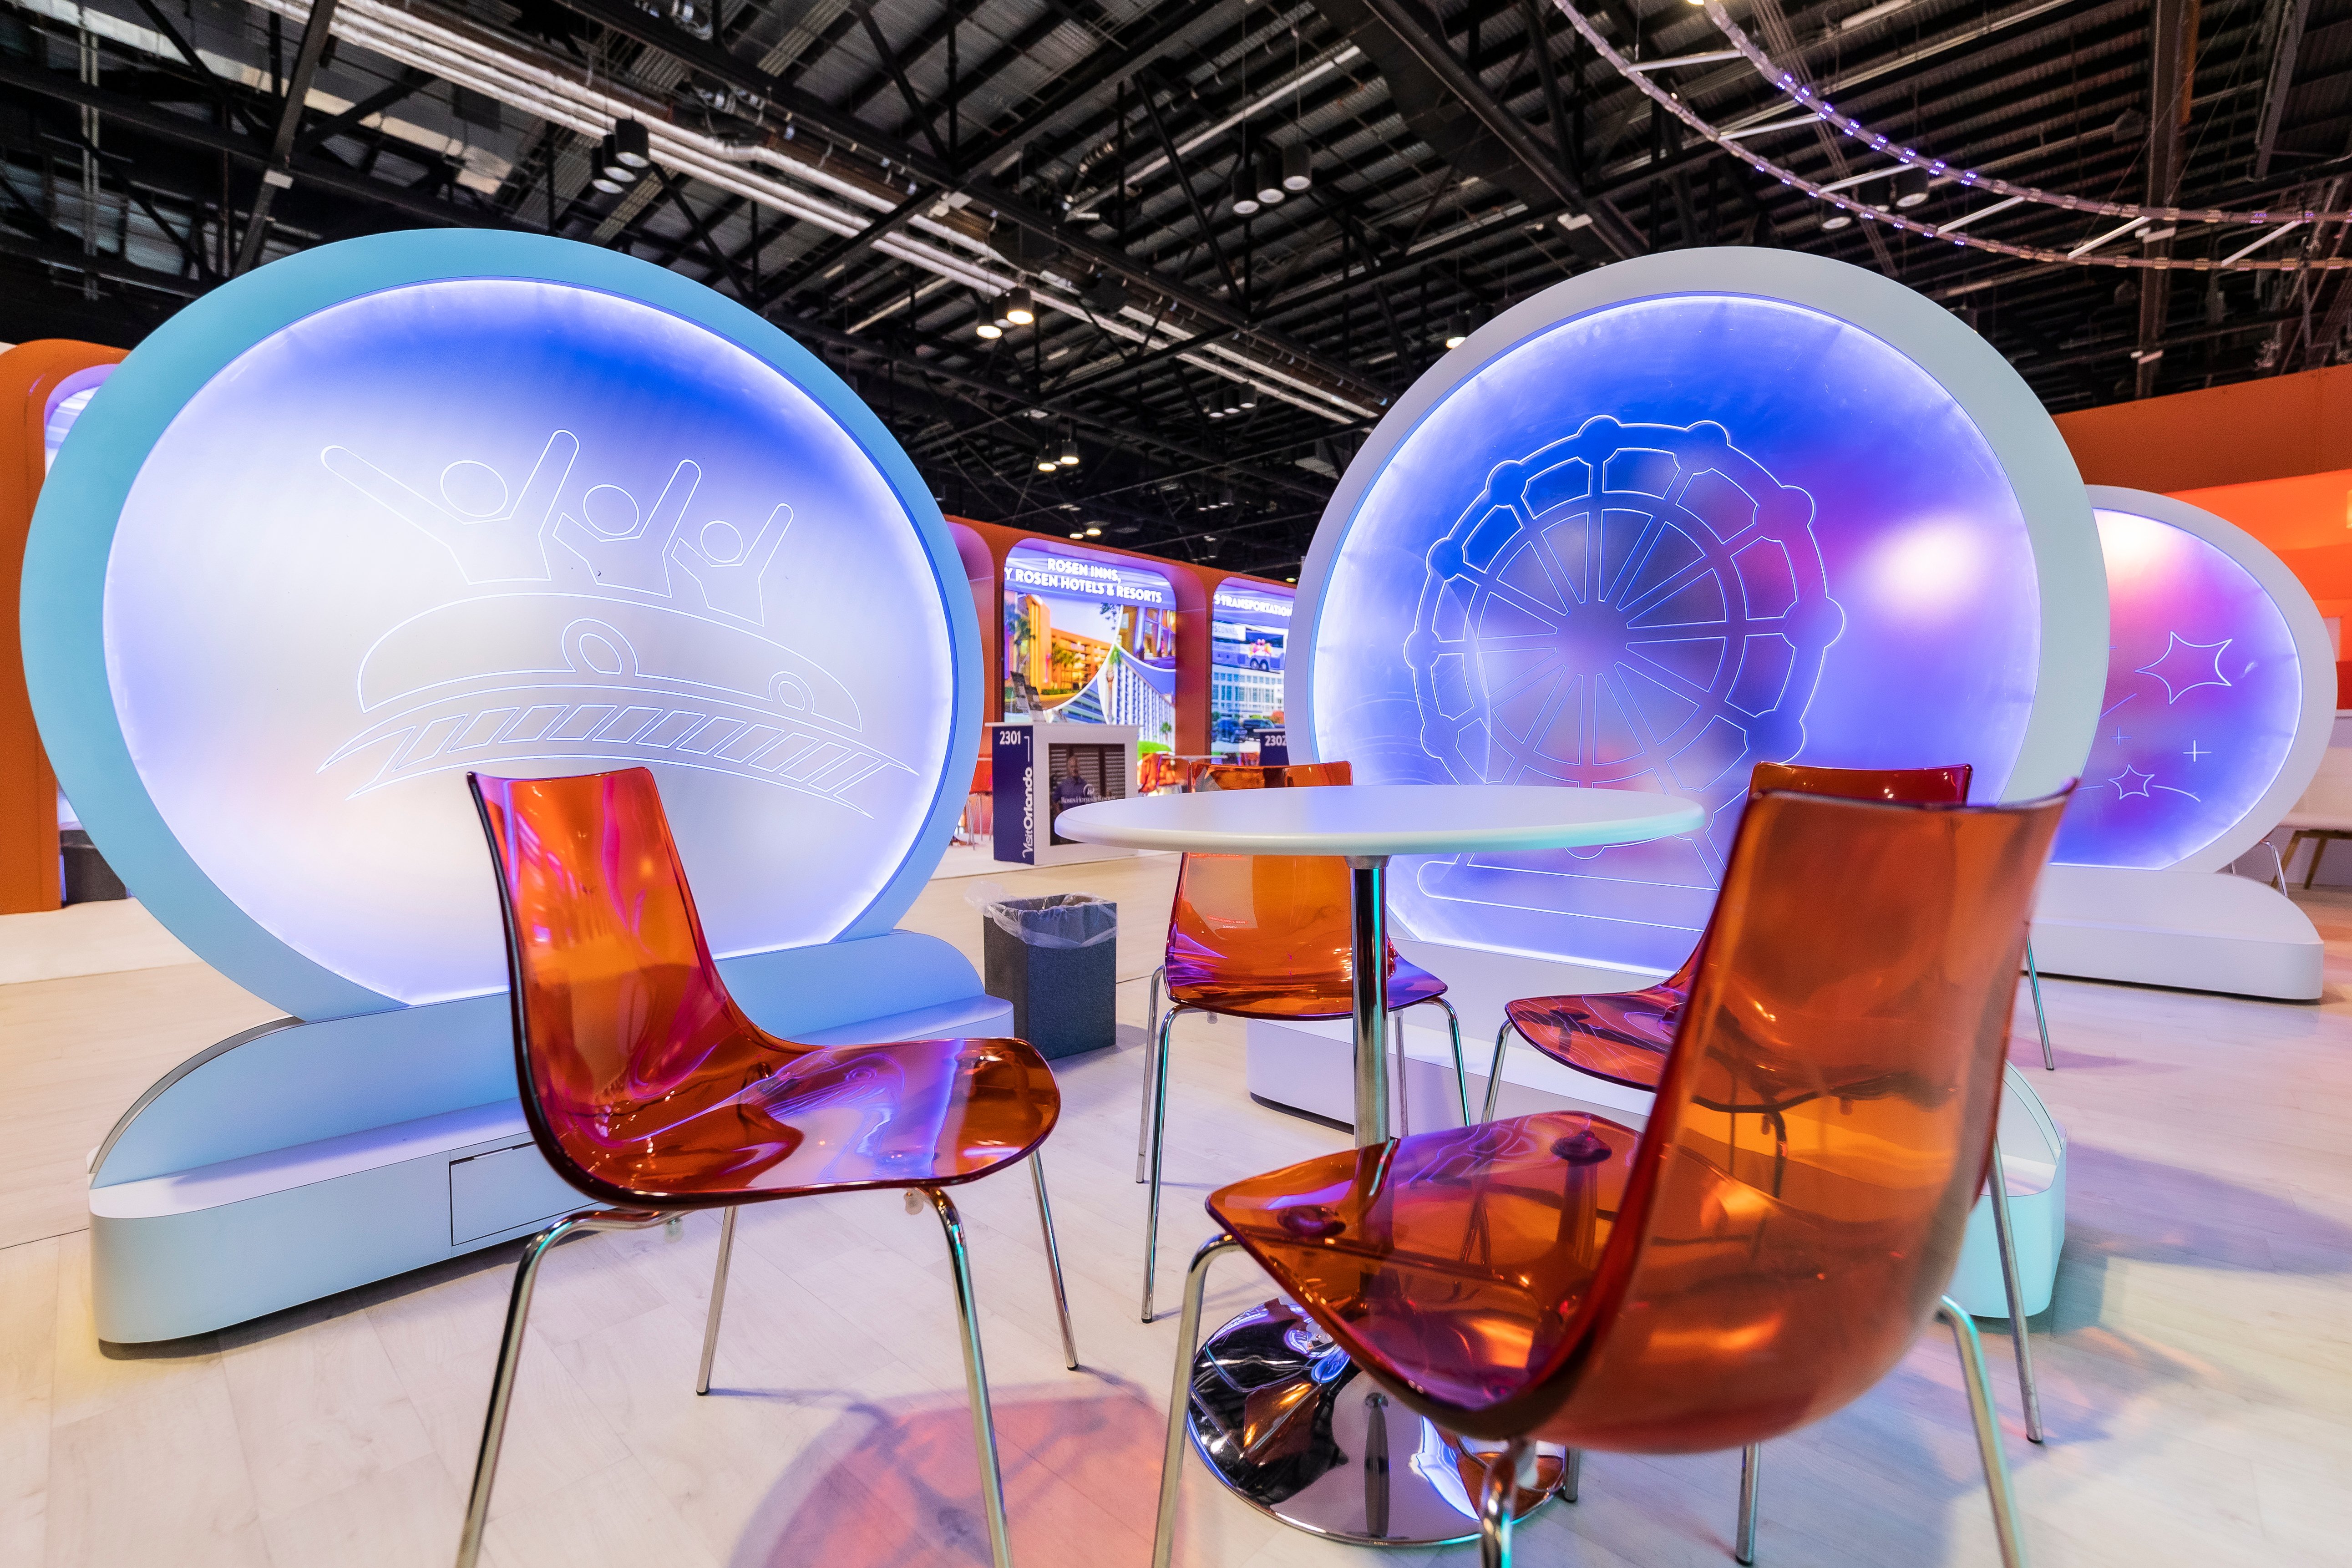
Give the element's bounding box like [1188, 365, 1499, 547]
[1246, 940, 2064, 1319]
[2032, 863, 2323, 1001]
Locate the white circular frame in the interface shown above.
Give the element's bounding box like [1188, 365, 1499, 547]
[1288, 247, 2108, 803]
[2085, 485, 2335, 872]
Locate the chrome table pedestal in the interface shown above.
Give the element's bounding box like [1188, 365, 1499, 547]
[1184, 1296, 1567, 1545]
[1182, 857, 1566, 1546]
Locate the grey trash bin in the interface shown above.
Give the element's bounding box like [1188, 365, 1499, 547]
[976, 890, 1118, 1060]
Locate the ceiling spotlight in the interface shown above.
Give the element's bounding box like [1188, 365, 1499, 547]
[1232, 168, 1261, 217]
[1281, 143, 1313, 193]
[1444, 314, 1470, 350]
[1236, 385, 1258, 410]
[1084, 525, 1102, 536]
[590, 170, 626, 194]
[1822, 211, 1852, 230]
[1069, 530, 1085, 539]
[976, 320, 1004, 340]
[596, 134, 640, 185]
[1036, 449, 1059, 473]
[1058, 434, 1080, 467]
[1255, 151, 1287, 207]
[1893, 167, 1931, 208]
[1004, 287, 1035, 326]
[1206, 399, 1225, 421]
[611, 119, 651, 169]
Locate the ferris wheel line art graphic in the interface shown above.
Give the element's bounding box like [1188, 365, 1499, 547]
[1403, 415, 1847, 906]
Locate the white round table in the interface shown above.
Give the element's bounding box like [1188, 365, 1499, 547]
[1055, 781, 1703, 1548]
[1055, 784, 1703, 1144]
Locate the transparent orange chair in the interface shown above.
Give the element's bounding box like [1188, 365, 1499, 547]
[1135, 760, 1467, 1322]
[1486, 764, 1971, 1110]
[1487, 764, 2052, 1463]
[1154, 783, 2072, 1568]
[458, 768, 1076, 1568]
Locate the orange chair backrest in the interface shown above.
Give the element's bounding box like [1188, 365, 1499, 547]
[1505, 785, 2068, 1447]
[471, 767, 778, 1204]
[1166, 761, 1386, 994]
[1657, 763, 1974, 994]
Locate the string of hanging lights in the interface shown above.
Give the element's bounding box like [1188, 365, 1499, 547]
[1694, 0, 2352, 233]
[1550, 0, 2352, 270]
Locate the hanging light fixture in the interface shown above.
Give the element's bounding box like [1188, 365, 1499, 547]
[596, 134, 641, 186]
[1205, 398, 1225, 421]
[1281, 143, 1313, 193]
[1893, 167, 1931, 208]
[1236, 384, 1258, 411]
[1036, 449, 1060, 474]
[1058, 431, 1080, 467]
[1085, 524, 1103, 536]
[975, 320, 1003, 340]
[1821, 211, 1852, 230]
[1444, 314, 1470, 350]
[610, 119, 651, 169]
[1004, 287, 1035, 326]
[1231, 167, 1261, 217]
[1254, 151, 1287, 207]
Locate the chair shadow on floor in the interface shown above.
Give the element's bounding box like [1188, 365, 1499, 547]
[724, 1382, 1168, 1568]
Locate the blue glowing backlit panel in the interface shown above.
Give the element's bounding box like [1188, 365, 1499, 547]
[1313, 294, 2041, 972]
[1212, 580, 1293, 747]
[2052, 508, 2302, 868]
[102, 279, 954, 1005]
[42, 364, 113, 471]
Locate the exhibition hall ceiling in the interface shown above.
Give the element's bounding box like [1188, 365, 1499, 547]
[2, 0, 2347, 576]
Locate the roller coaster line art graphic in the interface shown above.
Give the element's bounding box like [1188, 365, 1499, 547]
[1402, 416, 1845, 932]
[316, 429, 911, 809]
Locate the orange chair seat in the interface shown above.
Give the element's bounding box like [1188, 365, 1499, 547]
[1207, 1110, 1638, 1423]
[1502, 984, 1686, 1093]
[1167, 951, 1448, 1021]
[543, 1034, 1058, 1208]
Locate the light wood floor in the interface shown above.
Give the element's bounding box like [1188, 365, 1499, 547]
[1, 858, 2348, 1568]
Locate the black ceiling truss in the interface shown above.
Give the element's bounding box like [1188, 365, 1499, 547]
[10, 0, 2352, 574]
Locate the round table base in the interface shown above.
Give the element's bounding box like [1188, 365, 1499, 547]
[1186, 1298, 1566, 1547]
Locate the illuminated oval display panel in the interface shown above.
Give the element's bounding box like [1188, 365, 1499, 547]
[1313, 294, 2041, 972]
[101, 279, 955, 1005]
[2051, 507, 2303, 868]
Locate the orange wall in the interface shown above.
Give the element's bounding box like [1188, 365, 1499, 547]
[1, 340, 124, 913]
[2056, 363, 2352, 492]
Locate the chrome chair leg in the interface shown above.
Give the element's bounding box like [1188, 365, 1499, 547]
[1937, 1295, 2031, 1568]
[1562, 1447, 1582, 1502]
[1477, 1437, 1531, 1568]
[1391, 1010, 1410, 1137]
[1142, 1005, 1190, 1322]
[694, 1205, 738, 1395]
[1482, 1020, 1517, 1123]
[456, 1209, 663, 1568]
[1987, 1141, 2046, 1442]
[1029, 1152, 1080, 1370]
[2260, 838, 2289, 896]
[1136, 966, 1165, 1182]
[1419, 995, 1470, 1127]
[1735, 1444, 1762, 1564]
[1152, 1234, 1242, 1568]
[2023, 941, 2054, 1071]
[928, 1187, 1016, 1568]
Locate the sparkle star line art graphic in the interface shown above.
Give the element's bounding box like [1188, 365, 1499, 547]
[2136, 631, 2235, 704]
[2108, 763, 2154, 798]
[315, 431, 910, 808]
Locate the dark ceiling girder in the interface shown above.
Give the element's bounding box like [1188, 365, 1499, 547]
[765, 188, 935, 306]
[1343, 0, 1642, 258]
[1133, 79, 1244, 307]
[2252, 0, 2312, 180]
[298, 67, 435, 154]
[2136, 0, 2195, 397]
[0, 56, 526, 234]
[128, 0, 270, 138]
[235, 0, 344, 272]
[851, 0, 952, 166]
[546, 0, 1385, 404]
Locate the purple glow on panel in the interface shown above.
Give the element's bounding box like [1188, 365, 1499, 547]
[1312, 294, 2040, 972]
[2051, 508, 2303, 868]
